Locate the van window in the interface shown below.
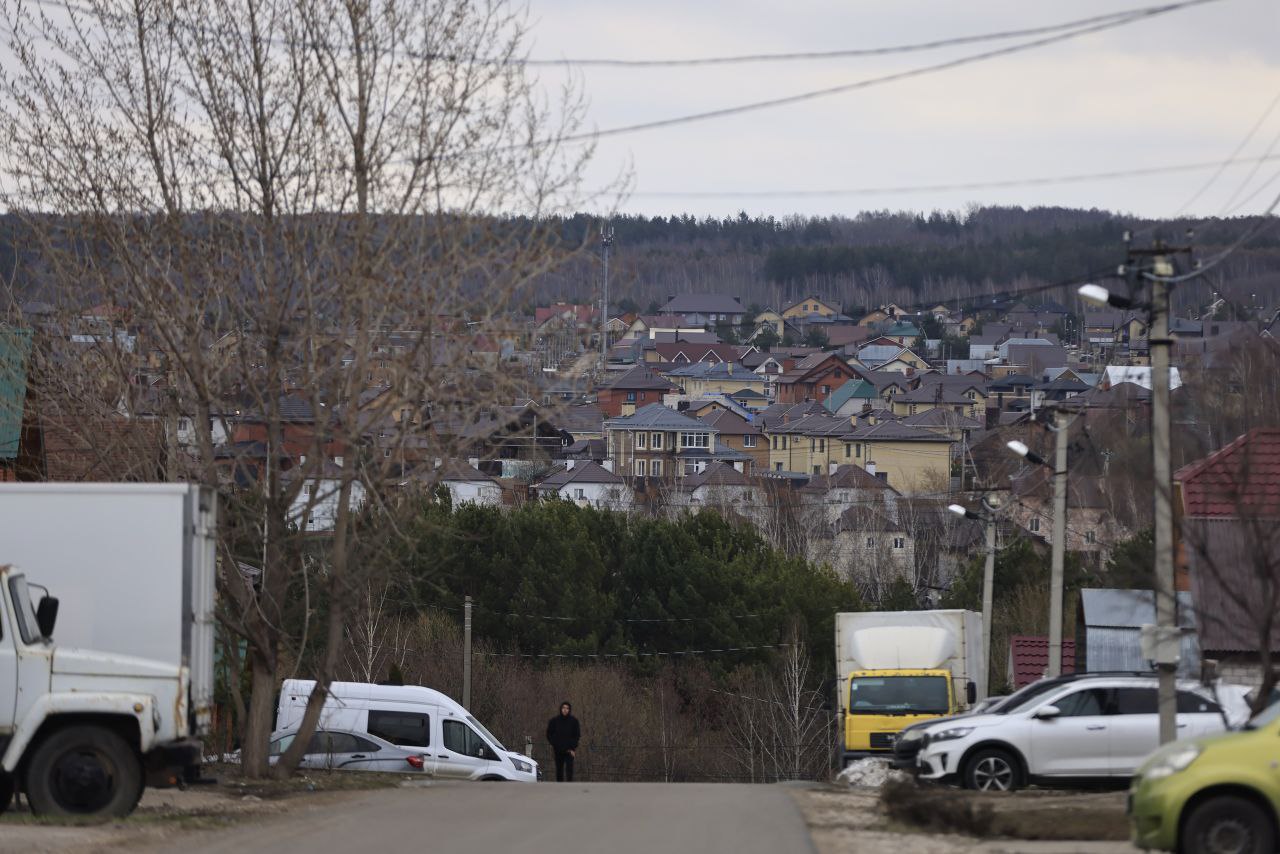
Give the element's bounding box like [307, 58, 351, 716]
[269, 733, 296, 756]
[368, 710, 430, 746]
[443, 720, 490, 759]
[1112, 687, 1158, 715]
[1176, 691, 1221, 714]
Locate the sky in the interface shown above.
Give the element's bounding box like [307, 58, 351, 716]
[523, 0, 1280, 220]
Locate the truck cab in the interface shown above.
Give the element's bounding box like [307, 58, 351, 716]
[843, 667, 970, 755]
[0, 567, 203, 817]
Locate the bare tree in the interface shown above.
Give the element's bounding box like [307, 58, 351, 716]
[1, 0, 596, 777]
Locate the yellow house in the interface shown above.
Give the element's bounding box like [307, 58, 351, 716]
[764, 414, 953, 493]
[753, 309, 785, 337]
[660, 361, 767, 400]
[782, 296, 840, 321]
[889, 384, 985, 420]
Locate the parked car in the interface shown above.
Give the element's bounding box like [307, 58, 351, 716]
[268, 728, 430, 774]
[277, 680, 538, 782]
[1129, 700, 1280, 853]
[891, 694, 1014, 770]
[910, 672, 1229, 791]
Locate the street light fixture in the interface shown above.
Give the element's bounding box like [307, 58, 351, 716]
[949, 494, 1004, 698]
[1078, 283, 1133, 310]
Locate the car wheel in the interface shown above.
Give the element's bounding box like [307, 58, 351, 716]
[25, 726, 143, 818]
[962, 748, 1020, 792]
[0, 772, 14, 815]
[1182, 795, 1275, 854]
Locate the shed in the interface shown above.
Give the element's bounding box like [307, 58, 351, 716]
[1075, 588, 1199, 677]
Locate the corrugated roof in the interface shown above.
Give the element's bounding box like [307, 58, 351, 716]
[605, 402, 710, 432]
[0, 327, 32, 461]
[1176, 428, 1280, 518]
[1008, 636, 1077, 688]
[824, 379, 879, 413]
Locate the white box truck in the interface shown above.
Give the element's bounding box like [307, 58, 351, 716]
[0, 483, 216, 816]
[835, 610, 984, 766]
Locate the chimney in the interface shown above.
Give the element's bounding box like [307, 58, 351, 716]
[828, 462, 839, 476]
[727, 362, 734, 375]
[601, 460, 613, 473]
[865, 461, 876, 476]
[565, 460, 575, 470]
[468, 457, 479, 469]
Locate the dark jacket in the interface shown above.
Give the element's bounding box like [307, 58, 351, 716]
[546, 712, 581, 753]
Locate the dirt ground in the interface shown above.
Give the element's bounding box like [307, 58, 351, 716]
[0, 766, 417, 854]
[793, 785, 1139, 854]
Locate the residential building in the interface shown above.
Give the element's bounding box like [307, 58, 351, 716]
[824, 379, 885, 416]
[533, 460, 631, 510]
[595, 365, 680, 417]
[781, 295, 841, 321]
[657, 294, 748, 327]
[697, 408, 767, 472]
[436, 459, 503, 507]
[775, 353, 862, 405]
[660, 360, 768, 401]
[604, 403, 729, 480]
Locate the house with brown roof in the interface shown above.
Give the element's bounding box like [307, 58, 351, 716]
[595, 366, 680, 417]
[533, 460, 631, 510]
[781, 295, 841, 321]
[775, 353, 862, 405]
[697, 408, 767, 472]
[1176, 427, 1280, 688]
[1008, 469, 1124, 563]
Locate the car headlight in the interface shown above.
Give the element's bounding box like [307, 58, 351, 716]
[511, 758, 533, 773]
[928, 727, 974, 743]
[897, 729, 922, 744]
[1143, 744, 1202, 781]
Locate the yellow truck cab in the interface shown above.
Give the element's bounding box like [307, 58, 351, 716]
[836, 611, 984, 766]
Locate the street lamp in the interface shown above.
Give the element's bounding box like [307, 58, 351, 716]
[1007, 424, 1070, 678]
[1078, 283, 1133, 310]
[948, 494, 1003, 699]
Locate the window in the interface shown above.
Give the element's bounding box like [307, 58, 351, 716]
[821, 385, 830, 395]
[1176, 691, 1221, 714]
[819, 439, 825, 452]
[1085, 530, 1096, 545]
[304, 484, 313, 496]
[1113, 688, 1158, 715]
[856, 444, 862, 458]
[443, 719, 492, 759]
[680, 432, 710, 449]
[1051, 688, 1109, 717]
[384, 449, 392, 458]
[626, 391, 637, 402]
[775, 462, 783, 471]
[635, 460, 647, 476]
[893, 537, 905, 550]
[809, 439, 815, 452]
[865, 536, 875, 548]
[844, 443, 851, 458]
[771, 436, 778, 450]
[636, 432, 647, 449]
[743, 434, 755, 448]
[813, 465, 820, 475]
[268, 733, 296, 757]
[1029, 517, 1041, 533]
[782, 436, 788, 449]
[651, 459, 663, 477]
[652, 432, 664, 450]
[575, 488, 585, 499]
[305, 731, 362, 755]
[368, 710, 430, 746]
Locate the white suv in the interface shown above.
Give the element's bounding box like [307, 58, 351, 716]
[912, 673, 1227, 791]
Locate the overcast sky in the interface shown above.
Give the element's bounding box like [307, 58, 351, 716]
[525, 0, 1280, 220]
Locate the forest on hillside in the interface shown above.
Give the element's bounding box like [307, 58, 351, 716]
[3, 206, 1277, 319]
[537, 207, 1280, 317]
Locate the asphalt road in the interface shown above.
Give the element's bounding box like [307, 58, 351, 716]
[157, 782, 817, 854]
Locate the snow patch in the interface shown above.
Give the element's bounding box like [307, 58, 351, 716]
[837, 758, 909, 788]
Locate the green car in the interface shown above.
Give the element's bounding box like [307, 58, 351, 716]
[1129, 700, 1280, 853]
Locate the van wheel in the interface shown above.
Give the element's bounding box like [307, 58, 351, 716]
[25, 726, 143, 818]
[962, 748, 1021, 792]
[1182, 795, 1274, 854]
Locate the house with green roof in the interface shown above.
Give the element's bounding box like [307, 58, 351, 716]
[824, 378, 884, 416]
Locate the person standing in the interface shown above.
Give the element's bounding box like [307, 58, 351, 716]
[546, 701, 580, 782]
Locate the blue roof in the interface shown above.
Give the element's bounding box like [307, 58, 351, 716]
[824, 379, 879, 413]
[855, 344, 905, 365]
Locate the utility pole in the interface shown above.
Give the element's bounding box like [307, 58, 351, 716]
[981, 515, 996, 695]
[1127, 237, 1190, 745]
[1047, 411, 1069, 677]
[463, 595, 473, 710]
[600, 223, 614, 370]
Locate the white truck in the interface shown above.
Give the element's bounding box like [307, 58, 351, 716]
[0, 483, 216, 816]
[835, 610, 984, 765]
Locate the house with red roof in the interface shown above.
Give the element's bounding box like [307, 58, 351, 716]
[1175, 427, 1280, 689]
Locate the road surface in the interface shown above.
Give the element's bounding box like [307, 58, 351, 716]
[152, 782, 817, 854]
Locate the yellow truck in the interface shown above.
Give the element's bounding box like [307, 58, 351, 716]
[835, 610, 984, 766]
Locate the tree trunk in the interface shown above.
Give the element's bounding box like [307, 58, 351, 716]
[241, 650, 279, 778]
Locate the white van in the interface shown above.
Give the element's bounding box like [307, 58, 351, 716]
[277, 680, 538, 782]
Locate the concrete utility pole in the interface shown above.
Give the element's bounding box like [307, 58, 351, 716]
[948, 495, 1003, 697]
[1148, 251, 1178, 745]
[1047, 411, 1069, 678]
[463, 595, 473, 710]
[600, 223, 615, 369]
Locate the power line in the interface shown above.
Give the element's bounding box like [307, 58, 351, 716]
[1172, 89, 1280, 216]
[627, 154, 1280, 200]
[515, 7, 1167, 67]
[546, 0, 1221, 146]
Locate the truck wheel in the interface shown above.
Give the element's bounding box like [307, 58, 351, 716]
[1182, 795, 1274, 854]
[962, 748, 1021, 792]
[0, 772, 13, 814]
[25, 726, 143, 817]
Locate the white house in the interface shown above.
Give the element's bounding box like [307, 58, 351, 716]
[533, 460, 632, 510]
[437, 459, 503, 507]
[288, 465, 367, 532]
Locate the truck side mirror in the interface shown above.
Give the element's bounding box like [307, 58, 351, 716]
[36, 596, 59, 639]
[966, 681, 977, 705]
